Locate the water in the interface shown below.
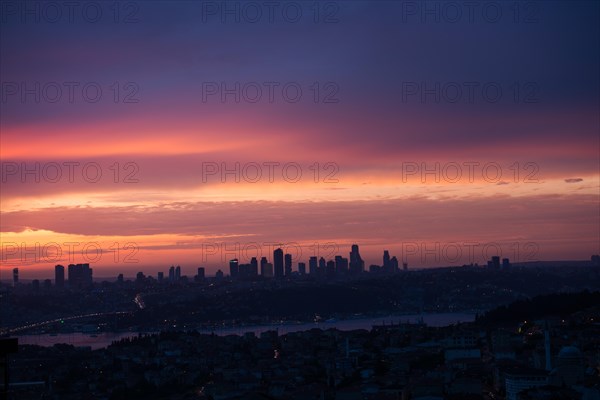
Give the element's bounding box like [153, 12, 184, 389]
[16, 312, 475, 350]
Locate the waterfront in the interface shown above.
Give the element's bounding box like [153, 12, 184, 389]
[16, 312, 475, 350]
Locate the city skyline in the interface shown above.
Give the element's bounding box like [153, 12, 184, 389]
[1, 1, 599, 277]
[5, 242, 600, 282]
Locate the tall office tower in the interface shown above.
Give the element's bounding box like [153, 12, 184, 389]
[492, 256, 500, 269]
[263, 262, 274, 278]
[229, 258, 239, 278]
[309, 256, 318, 275]
[273, 248, 284, 278]
[250, 257, 258, 276]
[215, 269, 224, 279]
[383, 250, 391, 271]
[136, 272, 145, 282]
[117, 274, 124, 283]
[68, 263, 93, 288]
[298, 262, 306, 275]
[12, 268, 18, 287]
[175, 265, 181, 281]
[197, 267, 205, 280]
[157, 271, 164, 283]
[55, 264, 65, 288]
[326, 260, 336, 278]
[260, 257, 268, 276]
[169, 266, 175, 282]
[284, 253, 292, 276]
[318, 257, 326, 271]
[502, 258, 510, 269]
[349, 244, 364, 274]
[403, 262, 408, 271]
[335, 256, 348, 275]
[390, 256, 399, 273]
[238, 263, 250, 278]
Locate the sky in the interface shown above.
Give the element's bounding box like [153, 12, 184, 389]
[1, 1, 599, 279]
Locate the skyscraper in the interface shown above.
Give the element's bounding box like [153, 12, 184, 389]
[349, 244, 364, 275]
[319, 257, 326, 269]
[326, 260, 336, 279]
[298, 262, 306, 275]
[383, 250, 391, 271]
[175, 265, 181, 281]
[197, 267, 205, 280]
[250, 257, 258, 276]
[273, 248, 284, 278]
[492, 256, 500, 269]
[229, 259, 239, 278]
[335, 256, 348, 275]
[55, 264, 65, 288]
[67, 263, 92, 288]
[390, 256, 399, 273]
[260, 257, 268, 276]
[263, 262, 274, 278]
[158, 271, 164, 283]
[169, 266, 175, 282]
[309, 256, 318, 275]
[284, 253, 292, 276]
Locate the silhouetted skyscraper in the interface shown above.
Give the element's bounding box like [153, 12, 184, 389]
[349, 244, 364, 274]
[403, 262, 408, 271]
[492, 256, 500, 269]
[67, 263, 92, 288]
[319, 257, 326, 270]
[55, 264, 65, 288]
[309, 256, 318, 275]
[197, 267, 205, 280]
[390, 256, 399, 273]
[326, 260, 336, 279]
[229, 259, 239, 278]
[335, 256, 348, 275]
[383, 250, 391, 271]
[260, 257, 268, 276]
[169, 266, 175, 282]
[298, 262, 306, 275]
[157, 271, 164, 283]
[250, 257, 258, 276]
[284, 253, 292, 276]
[263, 262, 274, 278]
[502, 258, 510, 269]
[175, 265, 181, 281]
[273, 248, 284, 278]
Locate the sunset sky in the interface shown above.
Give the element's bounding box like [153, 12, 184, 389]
[1, 1, 599, 279]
